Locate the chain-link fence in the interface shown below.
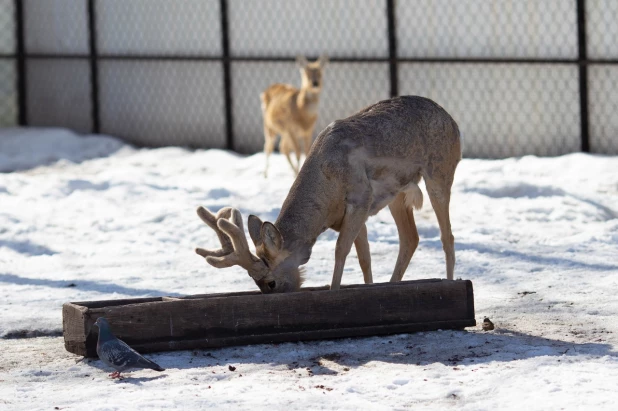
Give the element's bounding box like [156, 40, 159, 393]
[0, 0, 617, 157]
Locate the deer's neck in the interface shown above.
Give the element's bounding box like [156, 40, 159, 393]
[274, 161, 340, 265]
[297, 88, 321, 113]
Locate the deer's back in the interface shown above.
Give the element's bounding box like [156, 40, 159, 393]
[261, 84, 297, 109]
[309, 96, 459, 171]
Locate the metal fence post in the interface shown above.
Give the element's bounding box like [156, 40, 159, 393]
[577, 0, 590, 153]
[386, 0, 398, 98]
[87, 0, 101, 134]
[14, 0, 27, 126]
[220, 0, 234, 151]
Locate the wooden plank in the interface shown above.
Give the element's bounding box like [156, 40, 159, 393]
[128, 319, 475, 354]
[63, 279, 475, 357]
[62, 303, 88, 355]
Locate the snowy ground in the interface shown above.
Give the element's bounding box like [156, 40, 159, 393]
[1, 127, 617, 410]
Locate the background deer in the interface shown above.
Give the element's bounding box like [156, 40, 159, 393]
[197, 96, 461, 293]
[261, 55, 328, 177]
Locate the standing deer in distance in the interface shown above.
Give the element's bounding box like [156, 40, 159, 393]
[261, 55, 328, 177]
[196, 95, 461, 294]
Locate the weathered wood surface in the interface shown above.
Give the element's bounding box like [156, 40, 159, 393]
[63, 279, 475, 357]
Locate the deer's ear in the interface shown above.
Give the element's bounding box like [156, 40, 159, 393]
[248, 215, 263, 247]
[261, 222, 283, 256]
[296, 55, 309, 68]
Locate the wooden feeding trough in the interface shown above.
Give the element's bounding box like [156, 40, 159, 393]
[63, 279, 475, 358]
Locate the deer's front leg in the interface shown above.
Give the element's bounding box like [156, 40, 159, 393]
[332, 202, 371, 290]
[354, 223, 372, 284]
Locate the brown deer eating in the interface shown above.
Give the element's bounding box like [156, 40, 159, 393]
[261, 55, 328, 177]
[196, 96, 461, 293]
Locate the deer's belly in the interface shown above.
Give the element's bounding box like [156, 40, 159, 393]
[367, 172, 422, 215]
[368, 176, 403, 215]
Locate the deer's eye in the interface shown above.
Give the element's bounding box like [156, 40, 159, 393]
[268, 281, 276, 289]
[261, 258, 269, 268]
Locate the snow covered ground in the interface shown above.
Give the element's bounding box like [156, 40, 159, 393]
[1, 127, 617, 410]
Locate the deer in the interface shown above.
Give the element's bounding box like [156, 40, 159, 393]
[261, 55, 328, 177]
[196, 95, 461, 294]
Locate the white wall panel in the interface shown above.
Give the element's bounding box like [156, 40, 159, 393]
[399, 63, 581, 157]
[27, 59, 92, 133]
[99, 61, 225, 148]
[0, 60, 16, 126]
[397, 0, 577, 59]
[24, 0, 88, 54]
[587, 0, 618, 59]
[589, 65, 618, 154]
[0, 0, 15, 54]
[229, 0, 387, 58]
[97, 0, 222, 55]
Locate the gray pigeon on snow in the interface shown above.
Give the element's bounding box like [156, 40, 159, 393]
[94, 317, 165, 379]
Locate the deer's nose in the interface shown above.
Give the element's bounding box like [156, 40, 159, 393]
[312, 80, 319, 87]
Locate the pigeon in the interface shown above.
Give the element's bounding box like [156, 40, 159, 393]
[94, 317, 165, 379]
[482, 317, 495, 331]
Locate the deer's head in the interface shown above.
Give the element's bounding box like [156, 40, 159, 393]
[297, 55, 328, 92]
[195, 207, 304, 293]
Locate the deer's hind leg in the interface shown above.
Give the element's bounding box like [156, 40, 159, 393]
[423, 173, 455, 280]
[280, 133, 300, 175]
[294, 136, 302, 169]
[388, 190, 420, 282]
[263, 125, 277, 178]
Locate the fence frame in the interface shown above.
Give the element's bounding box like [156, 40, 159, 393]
[2, 0, 617, 153]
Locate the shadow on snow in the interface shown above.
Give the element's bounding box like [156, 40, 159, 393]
[0, 272, 183, 298]
[0, 239, 57, 256]
[82, 328, 616, 379]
